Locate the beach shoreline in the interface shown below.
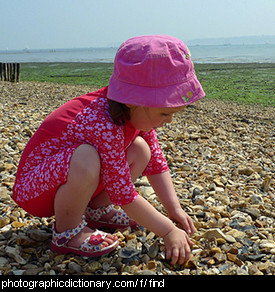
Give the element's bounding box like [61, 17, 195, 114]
[1, 43, 275, 64]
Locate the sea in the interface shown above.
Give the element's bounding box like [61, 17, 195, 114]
[0, 44, 275, 63]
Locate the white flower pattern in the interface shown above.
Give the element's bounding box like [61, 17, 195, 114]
[13, 87, 169, 206]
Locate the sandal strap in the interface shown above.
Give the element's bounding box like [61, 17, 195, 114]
[80, 230, 108, 252]
[86, 205, 113, 221]
[52, 216, 87, 247]
[109, 210, 130, 225]
[86, 205, 132, 226]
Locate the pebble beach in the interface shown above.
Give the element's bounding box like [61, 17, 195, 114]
[0, 81, 274, 275]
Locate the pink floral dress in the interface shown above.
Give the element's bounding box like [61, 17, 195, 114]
[13, 87, 169, 217]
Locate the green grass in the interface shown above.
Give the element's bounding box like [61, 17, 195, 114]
[21, 62, 113, 88]
[20, 62, 275, 106]
[195, 63, 275, 106]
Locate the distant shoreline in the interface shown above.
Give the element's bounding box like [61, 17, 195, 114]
[2, 34, 275, 52]
[2, 43, 275, 53]
[1, 43, 275, 64]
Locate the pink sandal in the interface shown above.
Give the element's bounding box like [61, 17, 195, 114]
[51, 217, 119, 257]
[86, 205, 137, 229]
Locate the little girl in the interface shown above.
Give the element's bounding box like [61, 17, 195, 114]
[13, 35, 205, 265]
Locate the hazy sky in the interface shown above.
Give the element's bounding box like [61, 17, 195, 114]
[1, 0, 275, 50]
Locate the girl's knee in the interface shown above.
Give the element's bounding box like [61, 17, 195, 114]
[127, 136, 151, 165]
[69, 144, 101, 184]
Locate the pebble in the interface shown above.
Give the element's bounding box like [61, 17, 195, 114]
[148, 240, 159, 258]
[0, 81, 274, 275]
[201, 228, 236, 243]
[118, 246, 141, 259]
[68, 261, 82, 273]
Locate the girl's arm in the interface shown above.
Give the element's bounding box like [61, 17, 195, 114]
[122, 195, 193, 265]
[122, 195, 175, 237]
[147, 170, 196, 235]
[148, 170, 180, 213]
[138, 130, 195, 234]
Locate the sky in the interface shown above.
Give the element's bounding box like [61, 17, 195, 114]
[1, 0, 275, 50]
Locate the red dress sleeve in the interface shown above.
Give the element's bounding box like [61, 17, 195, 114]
[139, 129, 169, 176]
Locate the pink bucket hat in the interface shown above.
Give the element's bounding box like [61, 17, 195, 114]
[107, 35, 205, 108]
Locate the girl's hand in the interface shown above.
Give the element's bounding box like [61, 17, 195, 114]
[169, 207, 196, 236]
[163, 227, 194, 265]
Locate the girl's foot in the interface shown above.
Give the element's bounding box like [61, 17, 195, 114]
[86, 205, 137, 229]
[51, 217, 119, 257]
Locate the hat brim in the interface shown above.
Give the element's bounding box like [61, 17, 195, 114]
[107, 74, 205, 108]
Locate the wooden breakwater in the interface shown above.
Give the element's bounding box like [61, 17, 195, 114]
[0, 63, 20, 82]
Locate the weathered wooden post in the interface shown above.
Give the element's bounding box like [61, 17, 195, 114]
[3, 63, 8, 81]
[0, 63, 20, 82]
[8, 63, 12, 81]
[16, 63, 20, 82]
[0, 63, 3, 81]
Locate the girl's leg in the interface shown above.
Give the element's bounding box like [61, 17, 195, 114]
[127, 136, 152, 182]
[88, 136, 151, 220]
[54, 144, 115, 248]
[54, 136, 151, 247]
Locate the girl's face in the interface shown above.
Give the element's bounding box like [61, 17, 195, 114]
[127, 105, 186, 131]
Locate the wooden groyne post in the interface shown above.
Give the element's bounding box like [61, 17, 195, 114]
[0, 63, 20, 82]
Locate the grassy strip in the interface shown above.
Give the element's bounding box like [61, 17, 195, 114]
[21, 62, 113, 88]
[196, 63, 275, 106]
[20, 62, 275, 106]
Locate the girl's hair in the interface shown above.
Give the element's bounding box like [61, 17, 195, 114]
[108, 99, 130, 126]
